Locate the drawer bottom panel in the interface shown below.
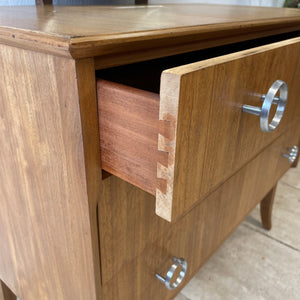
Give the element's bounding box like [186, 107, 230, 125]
[99, 125, 299, 300]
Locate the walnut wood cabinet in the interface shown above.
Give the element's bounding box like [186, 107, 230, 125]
[0, 4, 299, 300]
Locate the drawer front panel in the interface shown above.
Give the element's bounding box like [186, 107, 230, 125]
[100, 125, 300, 300]
[158, 37, 300, 221]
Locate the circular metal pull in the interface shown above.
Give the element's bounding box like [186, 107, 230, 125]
[242, 80, 288, 132]
[282, 145, 299, 163]
[155, 257, 187, 290]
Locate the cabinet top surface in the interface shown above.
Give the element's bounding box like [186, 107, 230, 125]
[1, 4, 300, 59]
[1, 4, 300, 37]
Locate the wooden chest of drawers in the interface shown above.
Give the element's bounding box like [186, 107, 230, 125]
[0, 4, 299, 300]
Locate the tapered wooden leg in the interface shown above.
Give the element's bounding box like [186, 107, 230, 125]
[260, 185, 277, 230]
[0, 281, 16, 300]
[291, 152, 299, 168]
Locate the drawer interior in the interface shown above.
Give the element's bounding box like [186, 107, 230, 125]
[97, 35, 300, 223]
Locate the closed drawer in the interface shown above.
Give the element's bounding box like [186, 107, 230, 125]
[97, 37, 300, 222]
[101, 125, 300, 300]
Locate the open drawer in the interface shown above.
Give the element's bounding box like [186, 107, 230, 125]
[97, 37, 300, 222]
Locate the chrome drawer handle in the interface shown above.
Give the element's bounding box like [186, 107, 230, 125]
[282, 145, 299, 163]
[155, 257, 187, 290]
[242, 80, 288, 132]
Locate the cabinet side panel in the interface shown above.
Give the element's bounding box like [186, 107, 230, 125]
[0, 45, 97, 299]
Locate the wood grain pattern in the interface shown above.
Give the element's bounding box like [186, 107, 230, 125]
[260, 185, 277, 230]
[97, 80, 164, 195]
[0, 281, 16, 300]
[157, 37, 300, 221]
[98, 122, 300, 300]
[0, 45, 98, 300]
[0, 5, 300, 59]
